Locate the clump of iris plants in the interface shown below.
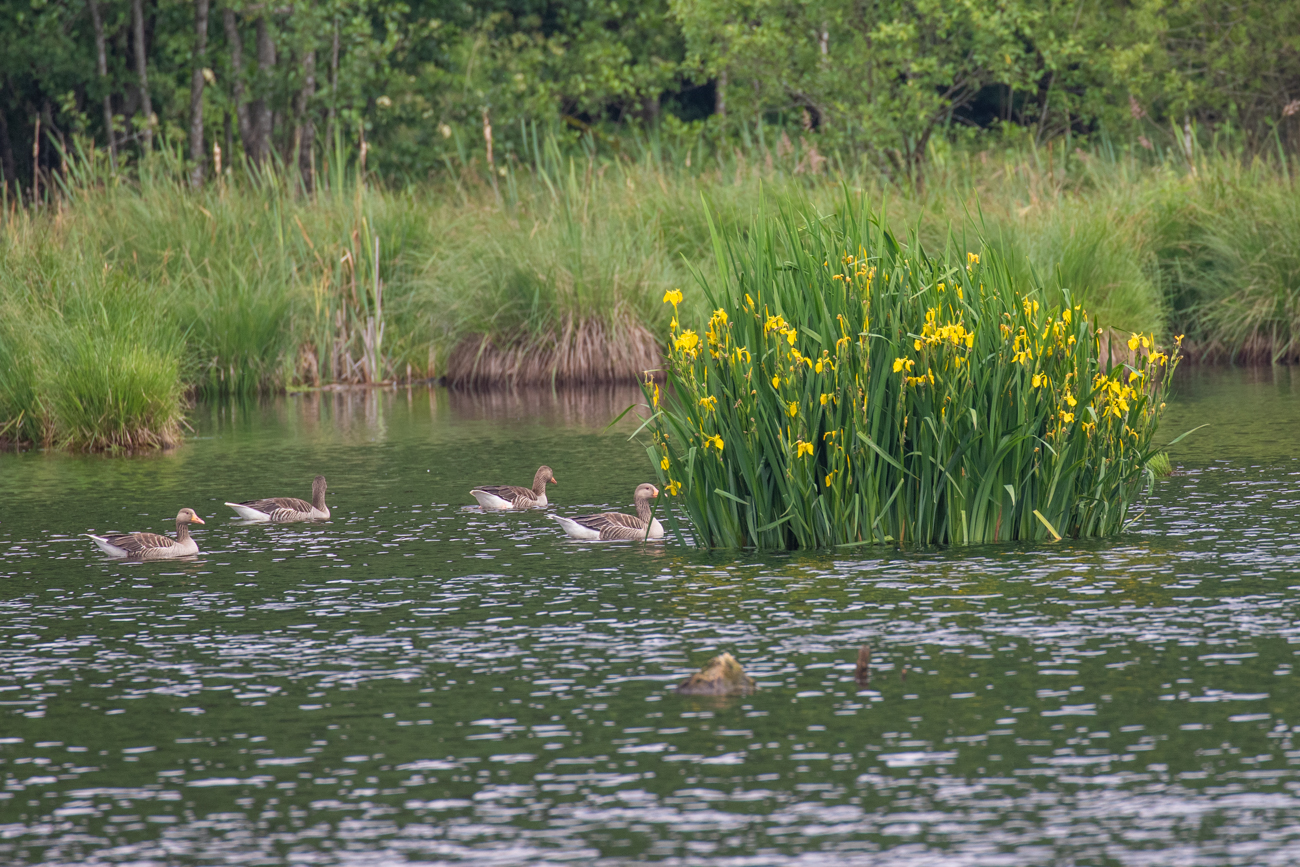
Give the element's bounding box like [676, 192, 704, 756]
[645, 196, 1181, 548]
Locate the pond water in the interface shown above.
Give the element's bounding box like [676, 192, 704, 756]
[1, 367, 1298, 866]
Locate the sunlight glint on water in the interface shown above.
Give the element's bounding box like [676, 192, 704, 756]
[0, 370, 1298, 865]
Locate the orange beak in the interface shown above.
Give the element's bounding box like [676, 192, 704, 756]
[652, 486, 660, 497]
[551, 477, 559, 485]
[191, 515, 206, 524]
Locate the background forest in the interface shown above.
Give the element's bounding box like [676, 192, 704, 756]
[2, 0, 1299, 191]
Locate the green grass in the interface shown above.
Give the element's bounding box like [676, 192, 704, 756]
[0, 133, 1295, 450]
[645, 193, 1181, 548]
[0, 225, 185, 449]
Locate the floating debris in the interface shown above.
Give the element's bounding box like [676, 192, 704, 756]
[675, 652, 757, 696]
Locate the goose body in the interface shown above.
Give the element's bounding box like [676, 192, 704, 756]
[226, 475, 330, 522]
[471, 465, 557, 510]
[86, 508, 205, 560]
[552, 483, 664, 541]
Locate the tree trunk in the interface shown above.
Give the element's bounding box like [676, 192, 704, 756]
[0, 91, 17, 194]
[131, 0, 153, 151]
[223, 109, 232, 168]
[87, 0, 117, 170]
[639, 93, 660, 124]
[715, 68, 727, 119]
[222, 7, 252, 160]
[249, 14, 276, 165]
[45, 101, 66, 177]
[31, 114, 39, 203]
[327, 18, 339, 146]
[188, 0, 210, 187]
[296, 48, 316, 190]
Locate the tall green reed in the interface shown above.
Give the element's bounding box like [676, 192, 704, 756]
[0, 225, 185, 449]
[3, 128, 1292, 451]
[646, 194, 1182, 548]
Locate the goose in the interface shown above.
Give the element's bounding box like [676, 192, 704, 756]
[86, 508, 205, 559]
[225, 475, 330, 522]
[552, 483, 664, 540]
[470, 465, 557, 510]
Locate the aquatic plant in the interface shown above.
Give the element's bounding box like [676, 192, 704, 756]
[646, 196, 1182, 548]
[0, 219, 186, 450]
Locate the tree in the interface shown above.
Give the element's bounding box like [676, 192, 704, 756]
[671, 0, 1046, 187]
[87, 0, 118, 168]
[131, 0, 153, 151]
[188, 0, 210, 186]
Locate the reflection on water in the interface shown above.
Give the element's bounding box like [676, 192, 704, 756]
[1, 371, 1298, 865]
[446, 385, 649, 431]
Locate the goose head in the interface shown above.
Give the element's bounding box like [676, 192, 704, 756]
[176, 508, 205, 525]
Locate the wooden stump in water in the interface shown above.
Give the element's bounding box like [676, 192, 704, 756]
[675, 652, 756, 696]
[855, 644, 870, 688]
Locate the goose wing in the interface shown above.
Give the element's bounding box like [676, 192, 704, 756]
[568, 511, 649, 541]
[104, 532, 176, 556]
[237, 496, 316, 521]
[241, 496, 314, 514]
[471, 485, 536, 507]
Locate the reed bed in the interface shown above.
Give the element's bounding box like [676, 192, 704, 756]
[646, 195, 1182, 548]
[0, 220, 185, 450]
[1, 134, 1296, 450]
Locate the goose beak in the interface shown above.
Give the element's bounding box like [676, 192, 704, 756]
[191, 515, 206, 524]
[652, 486, 660, 497]
[551, 477, 559, 485]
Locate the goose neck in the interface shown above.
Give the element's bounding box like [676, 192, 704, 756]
[635, 495, 654, 523]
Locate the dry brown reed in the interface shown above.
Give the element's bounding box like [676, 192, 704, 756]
[444, 314, 661, 388]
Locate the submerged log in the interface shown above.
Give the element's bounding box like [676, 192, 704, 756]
[675, 652, 756, 696]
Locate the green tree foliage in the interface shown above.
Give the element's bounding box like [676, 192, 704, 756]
[0, 0, 1297, 195]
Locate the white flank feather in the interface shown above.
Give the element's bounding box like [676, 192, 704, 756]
[470, 490, 516, 511]
[551, 515, 602, 540]
[85, 534, 129, 558]
[224, 502, 272, 522]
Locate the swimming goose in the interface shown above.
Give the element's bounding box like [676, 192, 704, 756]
[225, 475, 330, 522]
[86, 508, 205, 559]
[471, 465, 557, 510]
[552, 483, 664, 540]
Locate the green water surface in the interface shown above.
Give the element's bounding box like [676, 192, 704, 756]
[0, 369, 1298, 865]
